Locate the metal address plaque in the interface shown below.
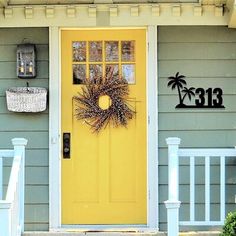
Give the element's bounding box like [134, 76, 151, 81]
[168, 72, 225, 109]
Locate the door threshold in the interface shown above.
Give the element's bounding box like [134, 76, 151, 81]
[53, 226, 158, 233]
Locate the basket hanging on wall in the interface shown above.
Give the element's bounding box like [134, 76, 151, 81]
[74, 75, 135, 133]
[6, 86, 47, 112]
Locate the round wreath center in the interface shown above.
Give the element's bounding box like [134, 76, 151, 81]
[98, 95, 112, 110]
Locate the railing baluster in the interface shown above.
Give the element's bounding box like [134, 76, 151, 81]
[0, 156, 2, 200]
[205, 156, 210, 222]
[190, 156, 195, 222]
[220, 156, 225, 222]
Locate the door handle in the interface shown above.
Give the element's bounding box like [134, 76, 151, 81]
[63, 133, 70, 159]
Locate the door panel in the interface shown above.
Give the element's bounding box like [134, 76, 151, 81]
[61, 29, 147, 224]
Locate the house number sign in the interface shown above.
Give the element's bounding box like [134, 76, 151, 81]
[168, 72, 225, 109]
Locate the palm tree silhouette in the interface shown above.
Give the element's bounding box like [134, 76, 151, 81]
[182, 87, 195, 104]
[168, 72, 186, 105]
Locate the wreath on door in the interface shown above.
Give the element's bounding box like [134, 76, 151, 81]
[74, 75, 135, 133]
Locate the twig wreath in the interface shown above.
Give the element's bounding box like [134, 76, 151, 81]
[74, 75, 135, 133]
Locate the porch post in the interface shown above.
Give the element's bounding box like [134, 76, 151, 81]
[12, 138, 28, 233]
[49, 26, 61, 230]
[165, 137, 181, 236]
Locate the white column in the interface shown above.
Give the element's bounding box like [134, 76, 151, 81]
[12, 138, 28, 233]
[49, 26, 61, 230]
[164, 137, 181, 236]
[147, 25, 158, 229]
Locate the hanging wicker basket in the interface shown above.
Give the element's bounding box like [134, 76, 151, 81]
[6, 87, 47, 112]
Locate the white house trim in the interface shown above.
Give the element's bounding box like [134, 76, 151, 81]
[0, 4, 230, 27]
[227, 0, 236, 27]
[147, 25, 159, 229]
[49, 26, 159, 231]
[49, 26, 61, 230]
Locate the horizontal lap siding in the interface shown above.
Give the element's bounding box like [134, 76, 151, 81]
[158, 26, 236, 231]
[1, 28, 49, 231]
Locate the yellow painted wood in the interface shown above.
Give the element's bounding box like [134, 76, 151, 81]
[98, 95, 112, 110]
[61, 29, 147, 224]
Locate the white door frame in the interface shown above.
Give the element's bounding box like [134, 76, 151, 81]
[48, 26, 159, 231]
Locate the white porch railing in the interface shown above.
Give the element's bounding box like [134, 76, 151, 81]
[165, 137, 236, 236]
[0, 138, 28, 236]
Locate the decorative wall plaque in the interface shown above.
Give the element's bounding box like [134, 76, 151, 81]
[168, 72, 225, 109]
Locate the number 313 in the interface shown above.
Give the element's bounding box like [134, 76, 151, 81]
[195, 88, 223, 107]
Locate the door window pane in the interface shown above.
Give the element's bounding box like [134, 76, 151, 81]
[73, 64, 86, 84]
[121, 41, 135, 62]
[72, 41, 86, 62]
[89, 64, 103, 80]
[105, 64, 119, 79]
[89, 41, 103, 62]
[122, 64, 135, 84]
[105, 41, 119, 62]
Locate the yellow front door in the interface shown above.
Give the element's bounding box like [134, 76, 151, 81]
[61, 29, 147, 225]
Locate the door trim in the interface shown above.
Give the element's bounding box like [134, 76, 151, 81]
[49, 26, 159, 231]
[147, 25, 158, 229]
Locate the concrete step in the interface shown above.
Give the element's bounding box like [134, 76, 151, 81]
[23, 232, 164, 236]
[23, 231, 221, 236]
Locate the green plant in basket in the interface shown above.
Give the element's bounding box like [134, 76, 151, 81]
[221, 212, 236, 235]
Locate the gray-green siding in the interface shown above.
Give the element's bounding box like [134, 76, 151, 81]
[158, 26, 236, 231]
[1, 28, 49, 231]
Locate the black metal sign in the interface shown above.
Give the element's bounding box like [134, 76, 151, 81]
[167, 72, 225, 109]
